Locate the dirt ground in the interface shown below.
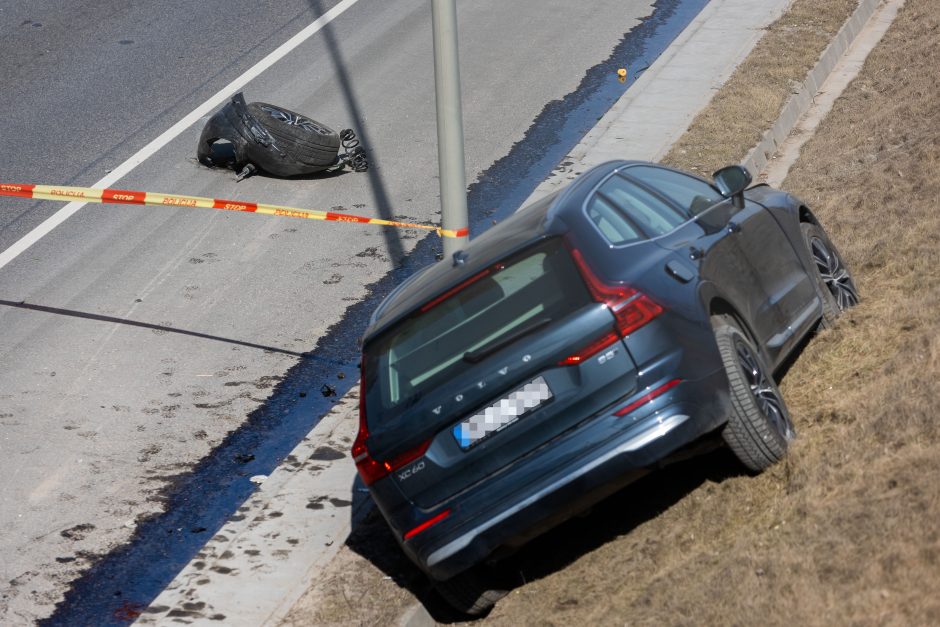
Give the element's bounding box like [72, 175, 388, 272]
[282, 0, 940, 624]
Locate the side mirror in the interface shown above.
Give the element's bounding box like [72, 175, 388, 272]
[712, 165, 752, 209]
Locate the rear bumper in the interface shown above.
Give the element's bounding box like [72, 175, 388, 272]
[395, 370, 728, 581]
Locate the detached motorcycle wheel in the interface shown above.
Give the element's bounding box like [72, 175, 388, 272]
[247, 102, 340, 169]
[197, 93, 351, 179]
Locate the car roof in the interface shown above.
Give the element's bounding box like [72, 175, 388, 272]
[362, 160, 644, 343]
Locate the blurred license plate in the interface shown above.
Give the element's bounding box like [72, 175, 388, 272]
[453, 376, 553, 450]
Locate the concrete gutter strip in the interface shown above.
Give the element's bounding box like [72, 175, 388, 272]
[139, 0, 902, 624]
[762, 0, 906, 187]
[742, 0, 882, 175]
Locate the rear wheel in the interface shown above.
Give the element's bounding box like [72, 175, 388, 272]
[713, 316, 795, 472]
[801, 222, 859, 328]
[433, 565, 509, 617]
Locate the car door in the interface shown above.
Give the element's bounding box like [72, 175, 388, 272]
[720, 196, 819, 356]
[620, 165, 793, 351]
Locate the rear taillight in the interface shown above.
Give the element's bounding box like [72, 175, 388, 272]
[560, 242, 664, 365]
[613, 379, 681, 416]
[352, 369, 383, 485]
[403, 509, 452, 540]
[353, 361, 432, 486]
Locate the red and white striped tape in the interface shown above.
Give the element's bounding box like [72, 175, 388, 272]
[0, 183, 470, 238]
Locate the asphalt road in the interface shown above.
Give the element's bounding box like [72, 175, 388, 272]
[0, 0, 697, 622]
[0, 0, 351, 252]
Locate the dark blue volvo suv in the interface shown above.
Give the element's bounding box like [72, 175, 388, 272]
[352, 161, 857, 614]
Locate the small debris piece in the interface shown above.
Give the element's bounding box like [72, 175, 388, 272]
[320, 384, 337, 397]
[249, 475, 267, 485]
[235, 163, 257, 182]
[112, 601, 145, 622]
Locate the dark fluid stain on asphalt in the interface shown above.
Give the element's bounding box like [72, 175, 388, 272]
[43, 1, 709, 624]
[60, 523, 96, 541]
[309, 446, 346, 461]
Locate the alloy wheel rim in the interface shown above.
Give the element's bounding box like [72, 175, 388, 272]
[735, 339, 793, 440]
[811, 237, 859, 310]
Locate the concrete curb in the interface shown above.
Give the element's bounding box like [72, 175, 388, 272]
[742, 0, 882, 175]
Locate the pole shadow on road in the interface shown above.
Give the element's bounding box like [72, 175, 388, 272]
[306, 0, 408, 268]
[346, 445, 744, 622]
[0, 299, 306, 357]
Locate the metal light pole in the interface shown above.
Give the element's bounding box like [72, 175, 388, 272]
[431, 0, 469, 259]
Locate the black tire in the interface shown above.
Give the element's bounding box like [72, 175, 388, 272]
[713, 316, 795, 472]
[247, 102, 340, 168]
[800, 222, 859, 329]
[433, 566, 508, 617]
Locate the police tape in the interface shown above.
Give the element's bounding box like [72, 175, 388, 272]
[0, 183, 470, 239]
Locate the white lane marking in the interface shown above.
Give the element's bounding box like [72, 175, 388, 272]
[0, 0, 362, 272]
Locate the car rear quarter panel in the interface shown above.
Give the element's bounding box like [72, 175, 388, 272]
[562, 215, 732, 424]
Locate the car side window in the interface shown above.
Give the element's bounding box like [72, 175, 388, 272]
[585, 195, 642, 245]
[624, 165, 724, 216]
[594, 174, 687, 239]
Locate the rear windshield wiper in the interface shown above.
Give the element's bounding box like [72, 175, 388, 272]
[463, 317, 552, 364]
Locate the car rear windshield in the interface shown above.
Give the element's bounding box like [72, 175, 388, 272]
[364, 238, 590, 425]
